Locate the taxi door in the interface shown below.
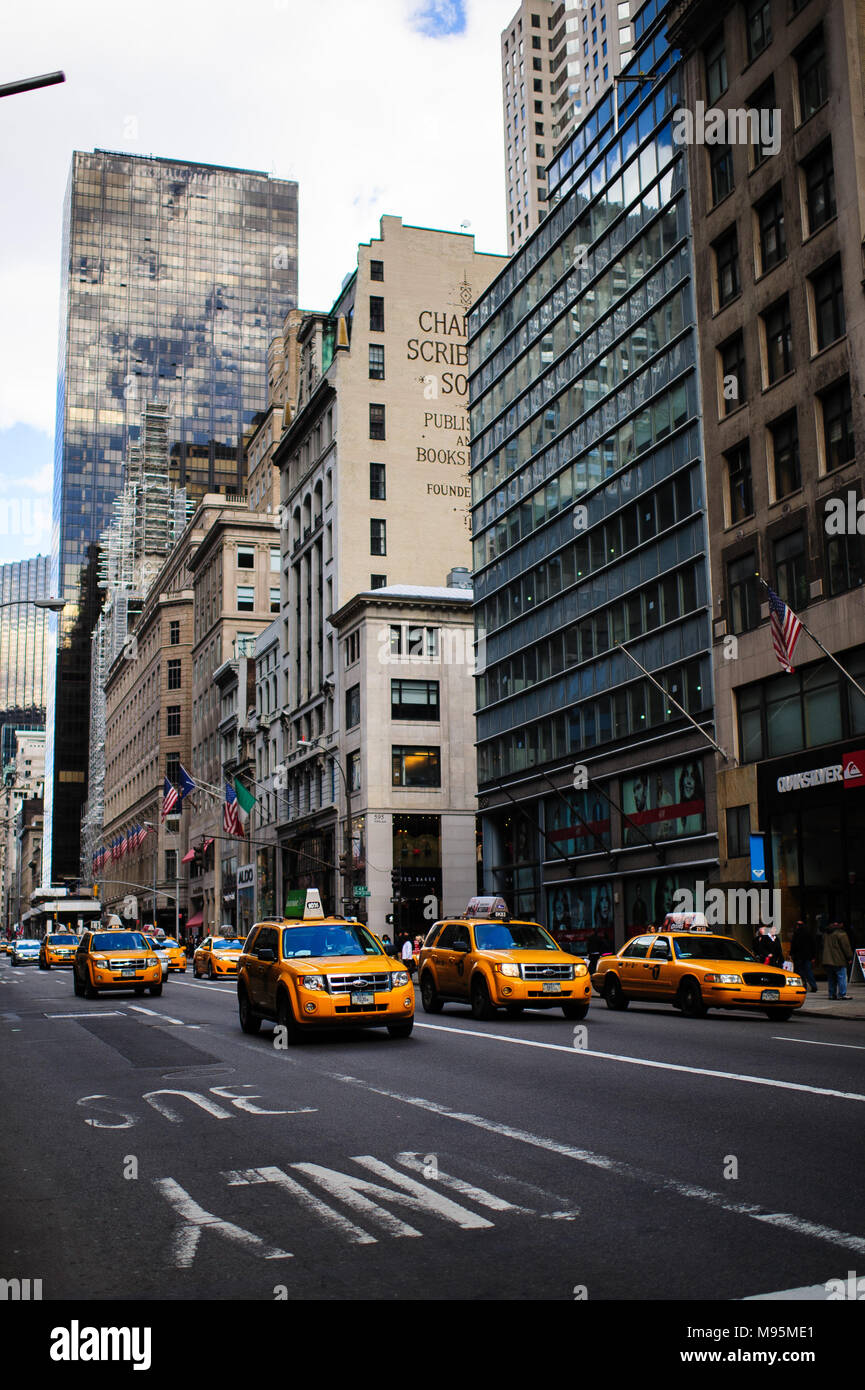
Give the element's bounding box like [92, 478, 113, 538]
[618, 935, 655, 996]
[246, 925, 280, 1012]
[432, 923, 472, 999]
[645, 936, 676, 997]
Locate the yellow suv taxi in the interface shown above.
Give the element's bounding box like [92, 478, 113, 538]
[73, 929, 163, 998]
[158, 937, 188, 972]
[193, 935, 245, 978]
[419, 896, 592, 1021]
[592, 918, 807, 1021]
[39, 932, 80, 969]
[236, 890, 414, 1041]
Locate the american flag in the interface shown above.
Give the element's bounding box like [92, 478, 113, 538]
[161, 776, 180, 820]
[767, 586, 803, 673]
[224, 783, 244, 839]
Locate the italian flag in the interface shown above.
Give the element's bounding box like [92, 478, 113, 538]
[233, 778, 256, 831]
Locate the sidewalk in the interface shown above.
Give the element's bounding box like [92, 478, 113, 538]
[798, 980, 865, 1021]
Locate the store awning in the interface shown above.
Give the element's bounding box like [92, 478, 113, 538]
[186, 911, 204, 928]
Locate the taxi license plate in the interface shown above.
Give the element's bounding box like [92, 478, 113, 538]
[761, 989, 780, 1001]
[351, 991, 374, 1006]
[542, 982, 560, 993]
[121, 969, 138, 978]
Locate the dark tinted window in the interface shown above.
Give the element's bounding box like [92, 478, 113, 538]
[622, 935, 653, 958]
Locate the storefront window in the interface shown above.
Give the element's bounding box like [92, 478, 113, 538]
[765, 675, 803, 757]
[803, 668, 842, 746]
[770, 811, 799, 887]
[801, 806, 842, 888]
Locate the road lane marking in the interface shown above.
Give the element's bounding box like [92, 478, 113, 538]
[46, 1011, 126, 1019]
[771, 1037, 865, 1051]
[327, 1071, 865, 1259]
[171, 980, 235, 995]
[128, 1004, 186, 1025]
[154, 1177, 292, 1266]
[412, 1021, 865, 1103]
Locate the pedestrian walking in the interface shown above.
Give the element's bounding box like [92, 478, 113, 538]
[821, 921, 853, 1000]
[790, 919, 818, 993]
[754, 926, 783, 968]
[401, 934, 415, 977]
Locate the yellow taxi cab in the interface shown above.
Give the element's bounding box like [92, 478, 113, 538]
[158, 936, 187, 972]
[592, 913, 807, 1021]
[236, 889, 414, 1040]
[39, 932, 81, 969]
[193, 933, 245, 979]
[72, 928, 163, 998]
[418, 896, 592, 1021]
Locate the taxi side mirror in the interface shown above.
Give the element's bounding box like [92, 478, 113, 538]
[453, 939, 470, 953]
[257, 947, 276, 962]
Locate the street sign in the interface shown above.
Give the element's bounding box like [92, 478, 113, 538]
[353, 885, 371, 898]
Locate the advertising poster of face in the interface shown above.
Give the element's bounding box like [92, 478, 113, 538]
[624, 873, 698, 934]
[546, 882, 614, 955]
[545, 790, 611, 857]
[622, 760, 706, 845]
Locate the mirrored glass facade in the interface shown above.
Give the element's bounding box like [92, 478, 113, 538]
[468, 0, 717, 938]
[47, 150, 298, 881]
[0, 556, 51, 715]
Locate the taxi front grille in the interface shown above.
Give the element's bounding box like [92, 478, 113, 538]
[742, 971, 786, 987]
[105, 958, 144, 970]
[326, 973, 391, 994]
[520, 964, 574, 981]
[334, 1003, 389, 1013]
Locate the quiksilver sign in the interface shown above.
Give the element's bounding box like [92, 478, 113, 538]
[776, 751, 865, 793]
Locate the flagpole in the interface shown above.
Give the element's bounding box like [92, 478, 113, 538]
[755, 574, 865, 701]
[615, 643, 729, 761]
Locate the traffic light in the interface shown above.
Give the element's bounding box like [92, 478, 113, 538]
[390, 867, 402, 897]
[338, 852, 351, 875]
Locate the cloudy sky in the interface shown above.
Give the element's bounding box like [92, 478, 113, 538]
[0, 0, 514, 564]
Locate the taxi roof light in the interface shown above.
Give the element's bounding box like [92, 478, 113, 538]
[661, 912, 710, 933]
[465, 895, 510, 921]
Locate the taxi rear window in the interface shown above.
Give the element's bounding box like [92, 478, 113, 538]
[673, 937, 756, 962]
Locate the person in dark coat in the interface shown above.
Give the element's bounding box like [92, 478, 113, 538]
[821, 921, 853, 1000]
[790, 919, 818, 993]
[753, 927, 783, 968]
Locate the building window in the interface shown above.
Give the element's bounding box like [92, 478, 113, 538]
[763, 297, 792, 384]
[346, 684, 360, 729]
[770, 413, 801, 499]
[370, 573, 387, 589]
[390, 624, 402, 656]
[726, 804, 751, 859]
[713, 226, 739, 307]
[167, 658, 182, 690]
[368, 344, 385, 380]
[409, 625, 439, 658]
[344, 630, 360, 667]
[369, 462, 386, 500]
[369, 403, 386, 439]
[728, 553, 760, 634]
[347, 750, 361, 792]
[803, 141, 835, 235]
[773, 528, 808, 611]
[756, 185, 786, 273]
[704, 30, 727, 104]
[391, 679, 440, 721]
[745, 0, 771, 61]
[797, 29, 827, 123]
[726, 443, 753, 523]
[811, 258, 845, 350]
[826, 521, 865, 597]
[270, 587, 280, 614]
[820, 378, 854, 472]
[370, 519, 387, 556]
[166, 752, 181, 784]
[165, 850, 177, 881]
[709, 144, 734, 205]
[169, 620, 180, 645]
[369, 296, 384, 332]
[237, 545, 255, 568]
[719, 332, 746, 415]
[370, 259, 384, 281]
[166, 706, 181, 738]
[392, 746, 441, 788]
[270, 546, 280, 573]
[749, 79, 775, 170]
[237, 585, 255, 612]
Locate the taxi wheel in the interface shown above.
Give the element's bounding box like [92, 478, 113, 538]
[193, 963, 202, 978]
[133, 986, 145, 996]
[420, 971, 444, 1014]
[73, 970, 84, 997]
[39, 959, 49, 970]
[505, 1004, 524, 1016]
[387, 1020, 414, 1039]
[238, 988, 262, 1034]
[84, 974, 99, 1000]
[470, 978, 495, 1021]
[562, 1001, 589, 1020]
[149, 982, 163, 997]
[603, 976, 629, 1010]
[677, 978, 707, 1018]
[276, 989, 304, 1044]
[208, 961, 215, 980]
[765, 1007, 793, 1021]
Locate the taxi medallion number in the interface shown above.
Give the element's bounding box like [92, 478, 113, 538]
[761, 989, 779, 1001]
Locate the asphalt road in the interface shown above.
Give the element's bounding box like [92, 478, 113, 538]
[1, 953, 863, 1303]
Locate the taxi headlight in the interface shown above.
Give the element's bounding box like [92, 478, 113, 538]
[298, 974, 325, 991]
[498, 962, 520, 977]
[787, 975, 803, 988]
[391, 971, 410, 986]
[572, 963, 587, 977]
[146, 957, 159, 968]
[716, 973, 742, 985]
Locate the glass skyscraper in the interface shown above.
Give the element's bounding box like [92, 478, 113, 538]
[0, 556, 51, 716]
[468, 0, 718, 950]
[47, 149, 298, 882]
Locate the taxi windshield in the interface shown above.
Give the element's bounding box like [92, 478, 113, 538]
[474, 923, 558, 952]
[281, 924, 381, 958]
[673, 937, 757, 962]
[161, 939, 180, 948]
[47, 935, 78, 944]
[91, 932, 148, 951]
[213, 940, 244, 951]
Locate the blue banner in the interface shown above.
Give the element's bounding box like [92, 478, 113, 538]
[749, 833, 766, 883]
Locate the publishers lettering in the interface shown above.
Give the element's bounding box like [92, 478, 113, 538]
[49, 1320, 152, 1371]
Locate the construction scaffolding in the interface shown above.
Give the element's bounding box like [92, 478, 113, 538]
[81, 402, 193, 880]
